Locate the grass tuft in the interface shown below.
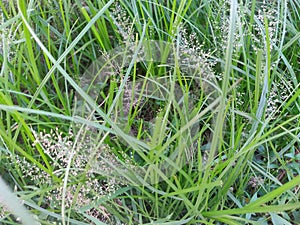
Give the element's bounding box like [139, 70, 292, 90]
[0, 0, 299, 224]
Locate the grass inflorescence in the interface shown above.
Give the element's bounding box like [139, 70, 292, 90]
[0, 0, 300, 224]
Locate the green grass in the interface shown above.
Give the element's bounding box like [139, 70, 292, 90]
[0, 0, 300, 224]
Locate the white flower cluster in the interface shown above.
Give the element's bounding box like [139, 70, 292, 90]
[253, 0, 280, 51]
[175, 26, 217, 82]
[211, 0, 280, 55]
[266, 76, 293, 120]
[110, 1, 135, 42]
[211, 0, 244, 57]
[6, 127, 128, 222]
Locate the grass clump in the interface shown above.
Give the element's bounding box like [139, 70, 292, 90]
[0, 0, 300, 224]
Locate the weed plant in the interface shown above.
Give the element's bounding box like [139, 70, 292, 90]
[0, 0, 300, 224]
